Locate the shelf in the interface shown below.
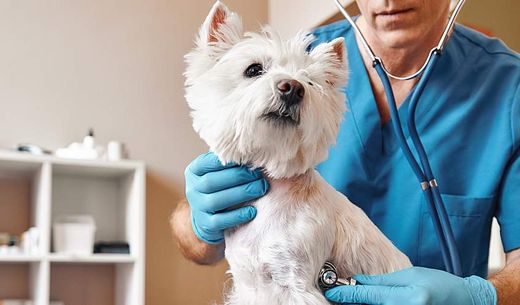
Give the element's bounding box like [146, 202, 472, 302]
[0, 255, 43, 263]
[0, 151, 145, 305]
[0, 151, 45, 179]
[0, 254, 136, 264]
[52, 159, 143, 178]
[0, 149, 144, 178]
[48, 254, 136, 264]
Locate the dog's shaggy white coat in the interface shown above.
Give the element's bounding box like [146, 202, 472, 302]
[185, 2, 412, 304]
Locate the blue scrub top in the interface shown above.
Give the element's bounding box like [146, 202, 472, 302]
[312, 21, 520, 278]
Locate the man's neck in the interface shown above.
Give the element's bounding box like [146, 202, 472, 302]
[353, 17, 446, 124]
[355, 17, 443, 77]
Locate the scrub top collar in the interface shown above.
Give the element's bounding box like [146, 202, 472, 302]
[343, 25, 464, 161]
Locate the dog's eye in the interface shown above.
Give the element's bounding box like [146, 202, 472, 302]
[244, 63, 264, 78]
[308, 82, 314, 86]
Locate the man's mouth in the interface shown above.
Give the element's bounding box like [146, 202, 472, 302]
[375, 8, 415, 19]
[377, 8, 414, 15]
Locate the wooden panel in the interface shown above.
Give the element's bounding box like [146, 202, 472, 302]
[0, 264, 29, 299]
[50, 264, 115, 305]
[0, 177, 31, 235]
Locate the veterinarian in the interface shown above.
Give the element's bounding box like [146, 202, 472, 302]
[171, 0, 520, 304]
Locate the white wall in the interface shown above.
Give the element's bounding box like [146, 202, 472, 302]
[0, 1, 267, 304]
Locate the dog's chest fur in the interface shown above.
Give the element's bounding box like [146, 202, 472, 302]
[223, 170, 411, 305]
[226, 171, 335, 288]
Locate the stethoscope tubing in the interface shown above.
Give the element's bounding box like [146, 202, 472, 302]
[373, 59, 460, 275]
[333, 0, 466, 276]
[406, 52, 463, 276]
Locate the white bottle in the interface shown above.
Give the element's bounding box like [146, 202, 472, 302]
[83, 128, 95, 149]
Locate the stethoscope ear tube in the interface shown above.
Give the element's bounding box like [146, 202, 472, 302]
[333, 0, 466, 81]
[437, 0, 467, 53]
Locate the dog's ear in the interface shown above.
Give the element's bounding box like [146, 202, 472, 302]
[329, 38, 346, 64]
[310, 37, 347, 87]
[198, 1, 243, 48]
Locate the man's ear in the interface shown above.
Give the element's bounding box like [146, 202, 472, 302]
[310, 37, 347, 87]
[197, 1, 243, 48]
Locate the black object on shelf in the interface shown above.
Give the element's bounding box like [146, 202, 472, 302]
[94, 241, 130, 254]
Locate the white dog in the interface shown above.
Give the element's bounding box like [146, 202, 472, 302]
[185, 2, 412, 304]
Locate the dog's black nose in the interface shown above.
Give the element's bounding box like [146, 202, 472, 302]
[277, 79, 305, 105]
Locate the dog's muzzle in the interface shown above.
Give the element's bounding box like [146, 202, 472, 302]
[261, 79, 304, 126]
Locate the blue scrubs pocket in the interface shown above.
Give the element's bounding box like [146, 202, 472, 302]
[418, 194, 495, 277]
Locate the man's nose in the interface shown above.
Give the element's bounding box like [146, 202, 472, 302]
[276, 79, 305, 105]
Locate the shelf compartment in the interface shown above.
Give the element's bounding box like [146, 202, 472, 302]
[50, 169, 143, 257]
[0, 263, 30, 299]
[0, 161, 51, 258]
[0, 176, 32, 236]
[50, 262, 141, 305]
[0, 262, 48, 304]
[50, 263, 114, 305]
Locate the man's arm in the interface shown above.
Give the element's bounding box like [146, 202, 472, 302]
[489, 248, 520, 305]
[170, 198, 225, 265]
[171, 152, 268, 265]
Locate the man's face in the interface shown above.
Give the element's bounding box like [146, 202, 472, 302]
[356, 0, 451, 48]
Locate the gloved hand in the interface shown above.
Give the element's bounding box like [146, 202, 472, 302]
[185, 152, 269, 244]
[325, 267, 496, 305]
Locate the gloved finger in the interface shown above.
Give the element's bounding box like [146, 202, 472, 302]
[199, 206, 257, 231]
[325, 285, 407, 305]
[188, 152, 237, 176]
[188, 165, 265, 194]
[353, 267, 415, 286]
[191, 214, 224, 244]
[195, 179, 268, 212]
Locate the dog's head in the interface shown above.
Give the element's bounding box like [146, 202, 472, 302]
[185, 1, 347, 179]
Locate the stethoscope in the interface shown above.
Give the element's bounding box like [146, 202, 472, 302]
[318, 0, 467, 288]
[318, 261, 357, 290]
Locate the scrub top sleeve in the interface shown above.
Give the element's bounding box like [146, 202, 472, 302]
[496, 84, 520, 253]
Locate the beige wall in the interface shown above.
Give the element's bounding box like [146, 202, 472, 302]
[0, 1, 267, 304]
[458, 0, 520, 52]
[268, 0, 355, 37]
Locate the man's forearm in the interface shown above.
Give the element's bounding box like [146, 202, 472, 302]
[170, 199, 225, 265]
[489, 250, 520, 305]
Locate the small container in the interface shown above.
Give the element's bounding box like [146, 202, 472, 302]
[107, 141, 124, 161]
[53, 215, 96, 255]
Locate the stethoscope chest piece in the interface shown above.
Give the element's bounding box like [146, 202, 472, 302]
[318, 261, 356, 291]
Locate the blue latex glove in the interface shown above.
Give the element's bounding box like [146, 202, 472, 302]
[185, 152, 269, 244]
[325, 267, 496, 305]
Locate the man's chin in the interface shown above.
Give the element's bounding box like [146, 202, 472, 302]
[375, 29, 427, 50]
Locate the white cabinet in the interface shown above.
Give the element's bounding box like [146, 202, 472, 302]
[0, 151, 145, 305]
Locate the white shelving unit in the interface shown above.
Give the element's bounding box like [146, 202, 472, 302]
[0, 150, 145, 305]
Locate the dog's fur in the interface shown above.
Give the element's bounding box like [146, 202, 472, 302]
[184, 2, 412, 304]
